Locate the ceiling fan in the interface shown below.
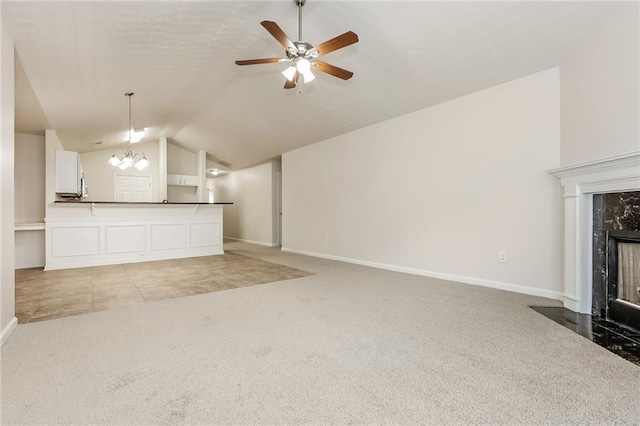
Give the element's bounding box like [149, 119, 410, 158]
[235, 0, 359, 89]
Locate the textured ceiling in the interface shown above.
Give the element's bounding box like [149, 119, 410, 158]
[3, 1, 615, 170]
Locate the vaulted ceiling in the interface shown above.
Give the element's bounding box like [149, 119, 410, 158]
[4, 1, 614, 171]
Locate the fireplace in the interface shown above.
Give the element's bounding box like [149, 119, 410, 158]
[550, 152, 640, 320]
[591, 192, 640, 329]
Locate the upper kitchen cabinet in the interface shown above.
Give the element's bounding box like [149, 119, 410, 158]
[167, 174, 197, 186]
[55, 150, 82, 197]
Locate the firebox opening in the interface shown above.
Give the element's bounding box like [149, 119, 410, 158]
[607, 233, 640, 328]
[593, 191, 640, 331]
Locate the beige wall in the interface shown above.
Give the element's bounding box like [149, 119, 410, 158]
[1, 14, 16, 339]
[560, 4, 640, 165]
[283, 68, 563, 297]
[167, 142, 196, 175]
[15, 133, 45, 222]
[213, 161, 279, 246]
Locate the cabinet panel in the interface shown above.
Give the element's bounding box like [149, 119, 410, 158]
[167, 174, 181, 186]
[55, 150, 80, 195]
[151, 224, 186, 250]
[182, 175, 197, 186]
[51, 226, 100, 257]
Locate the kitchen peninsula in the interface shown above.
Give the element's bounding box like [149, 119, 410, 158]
[45, 201, 231, 271]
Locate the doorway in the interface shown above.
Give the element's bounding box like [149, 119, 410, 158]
[115, 175, 152, 202]
[276, 172, 282, 246]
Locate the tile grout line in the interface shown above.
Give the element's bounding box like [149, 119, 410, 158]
[91, 272, 95, 313]
[25, 279, 53, 324]
[131, 272, 149, 305]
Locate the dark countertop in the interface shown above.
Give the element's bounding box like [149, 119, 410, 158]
[55, 201, 233, 205]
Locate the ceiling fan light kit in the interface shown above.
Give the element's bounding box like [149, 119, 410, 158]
[235, 0, 358, 89]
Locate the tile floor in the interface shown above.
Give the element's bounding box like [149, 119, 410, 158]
[15, 251, 312, 324]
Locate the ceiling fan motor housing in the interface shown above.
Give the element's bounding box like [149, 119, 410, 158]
[289, 41, 315, 58]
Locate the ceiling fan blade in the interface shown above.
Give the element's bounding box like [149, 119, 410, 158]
[284, 71, 300, 89]
[310, 31, 359, 56]
[235, 58, 287, 66]
[313, 61, 354, 80]
[261, 21, 296, 52]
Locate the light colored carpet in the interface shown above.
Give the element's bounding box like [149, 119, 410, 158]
[2, 241, 639, 424]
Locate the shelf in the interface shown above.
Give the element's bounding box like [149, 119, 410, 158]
[15, 222, 45, 231]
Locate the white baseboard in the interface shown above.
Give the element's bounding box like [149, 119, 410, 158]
[224, 237, 279, 248]
[1, 317, 18, 347]
[281, 247, 564, 301]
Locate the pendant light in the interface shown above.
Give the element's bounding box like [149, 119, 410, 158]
[108, 92, 149, 170]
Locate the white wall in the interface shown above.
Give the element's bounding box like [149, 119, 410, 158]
[167, 142, 197, 202]
[15, 231, 44, 269]
[560, 4, 640, 165]
[0, 14, 16, 341]
[272, 161, 281, 246]
[15, 133, 45, 222]
[167, 142, 196, 175]
[213, 161, 279, 246]
[80, 140, 160, 201]
[283, 69, 563, 298]
[45, 129, 64, 210]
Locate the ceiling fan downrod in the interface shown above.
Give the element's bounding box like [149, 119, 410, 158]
[296, 0, 306, 42]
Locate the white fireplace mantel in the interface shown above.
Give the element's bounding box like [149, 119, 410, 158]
[549, 152, 640, 313]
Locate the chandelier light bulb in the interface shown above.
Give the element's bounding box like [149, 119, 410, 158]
[302, 70, 315, 83]
[282, 66, 296, 82]
[108, 155, 121, 166]
[134, 156, 150, 170]
[296, 58, 311, 73]
[120, 155, 134, 169]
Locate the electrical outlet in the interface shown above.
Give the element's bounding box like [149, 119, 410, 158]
[325, 235, 330, 244]
[499, 251, 507, 263]
[636, 287, 640, 297]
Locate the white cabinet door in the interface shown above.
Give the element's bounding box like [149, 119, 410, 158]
[55, 150, 79, 194]
[182, 175, 197, 186]
[167, 174, 181, 186]
[167, 174, 197, 186]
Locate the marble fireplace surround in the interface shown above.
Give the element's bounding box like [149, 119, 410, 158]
[550, 152, 640, 314]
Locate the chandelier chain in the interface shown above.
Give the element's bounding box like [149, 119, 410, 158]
[125, 92, 134, 144]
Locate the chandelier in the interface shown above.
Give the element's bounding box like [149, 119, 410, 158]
[108, 92, 149, 170]
[108, 149, 150, 170]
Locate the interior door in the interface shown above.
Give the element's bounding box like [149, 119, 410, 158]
[115, 175, 152, 202]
